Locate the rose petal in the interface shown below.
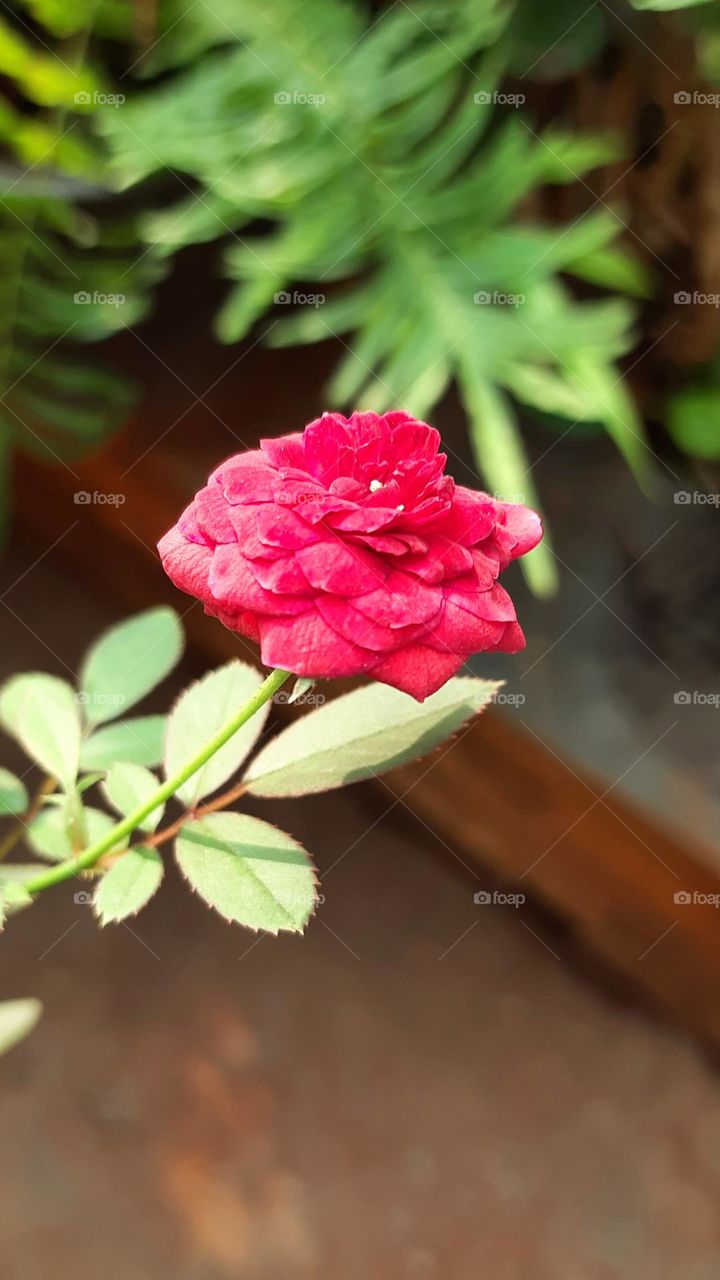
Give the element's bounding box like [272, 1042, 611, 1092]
[353, 570, 442, 628]
[370, 645, 464, 701]
[158, 527, 214, 606]
[260, 433, 306, 469]
[297, 540, 386, 595]
[316, 596, 425, 653]
[209, 546, 308, 615]
[259, 609, 378, 678]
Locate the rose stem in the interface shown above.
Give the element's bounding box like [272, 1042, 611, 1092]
[24, 667, 292, 895]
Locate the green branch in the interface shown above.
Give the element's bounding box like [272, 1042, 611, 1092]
[25, 667, 291, 895]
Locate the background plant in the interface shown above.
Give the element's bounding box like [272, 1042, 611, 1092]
[2, 0, 718, 566]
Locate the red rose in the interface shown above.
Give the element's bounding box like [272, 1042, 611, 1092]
[158, 411, 541, 700]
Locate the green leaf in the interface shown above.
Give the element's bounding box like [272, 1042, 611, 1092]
[175, 812, 317, 934]
[0, 881, 33, 929]
[164, 661, 270, 807]
[0, 998, 42, 1056]
[668, 386, 720, 461]
[0, 863, 42, 885]
[0, 673, 81, 789]
[93, 847, 164, 925]
[244, 676, 501, 797]
[80, 715, 168, 770]
[79, 607, 183, 724]
[101, 763, 164, 833]
[27, 804, 122, 862]
[0, 767, 28, 815]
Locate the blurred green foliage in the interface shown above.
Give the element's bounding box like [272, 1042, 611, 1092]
[0, 0, 716, 575]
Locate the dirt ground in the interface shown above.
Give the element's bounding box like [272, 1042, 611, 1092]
[2, 538, 720, 1280]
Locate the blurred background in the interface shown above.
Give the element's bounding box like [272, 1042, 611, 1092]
[1, 1, 720, 1276]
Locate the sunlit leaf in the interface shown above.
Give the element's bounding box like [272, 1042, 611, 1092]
[101, 762, 163, 832]
[175, 811, 317, 933]
[164, 661, 269, 806]
[93, 847, 164, 925]
[244, 676, 501, 797]
[0, 998, 42, 1055]
[80, 607, 183, 724]
[80, 716, 167, 770]
[0, 673, 81, 789]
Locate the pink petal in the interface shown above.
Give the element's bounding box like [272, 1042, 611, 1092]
[181, 486, 236, 545]
[158, 527, 214, 606]
[447, 580, 517, 622]
[437, 487, 497, 545]
[491, 621, 526, 653]
[212, 453, 278, 504]
[255, 505, 320, 550]
[424, 599, 507, 655]
[353, 569, 442, 628]
[259, 609, 378, 679]
[370, 645, 464, 701]
[498, 503, 543, 558]
[250, 555, 313, 595]
[316, 597, 425, 653]
[297, 540, 386, 595]
[303, 413, 355, 483]
[260, 433, 306, 469]
[203, 600, 261, 645]
[209, 545, 307, 615]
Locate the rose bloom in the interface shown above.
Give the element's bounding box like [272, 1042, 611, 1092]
[158, 411, 541, 700]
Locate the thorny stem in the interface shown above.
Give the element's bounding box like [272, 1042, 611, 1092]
[24, 668, 292, 895]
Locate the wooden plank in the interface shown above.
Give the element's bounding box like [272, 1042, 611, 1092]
[382, 714, 720, 1047]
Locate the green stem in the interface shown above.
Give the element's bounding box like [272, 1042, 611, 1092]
[25, 667, 291, 895]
